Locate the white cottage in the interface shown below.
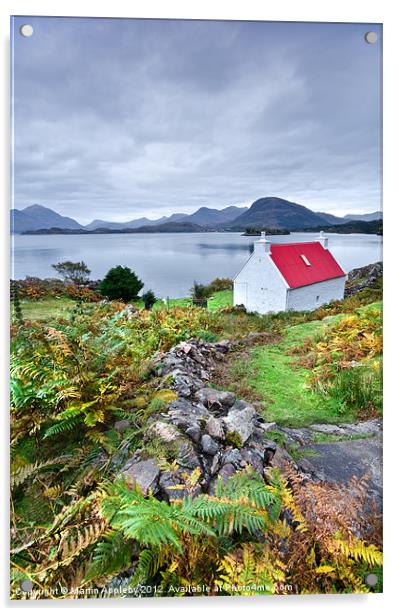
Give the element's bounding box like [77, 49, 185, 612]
[234, 232, 346, 314]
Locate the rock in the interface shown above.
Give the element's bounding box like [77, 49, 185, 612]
[296, 437, 382, 508]
[185, 425, 201, 443]
[147, 421, 180, 442]
[309, 419, 382, 439]
[176, 439, 202, 470]
[195, 388, 236, 412]
[158, 471, 202, 502]
[209, 463, 236, 493]
[121, 458, 160, 495]
[201, 434, 220, 456]
[221, 448, 242, 468]
[219, 463, 236, 481]
[223, 401, 256, 446]
[270, 447, 297, 474]
[258, 421, 278, 433]
[114, 419, 130, 432]
[241, 449, 264, 473]
[210, 453, 222, 475]
[205, 417, 225, 440]
[263, 440, 277, 465]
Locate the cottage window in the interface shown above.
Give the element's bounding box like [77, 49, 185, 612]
[301, 254, 311, 266]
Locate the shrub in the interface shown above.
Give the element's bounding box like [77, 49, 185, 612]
[99, 266, 144, 301]
[142, 289, 157, 310]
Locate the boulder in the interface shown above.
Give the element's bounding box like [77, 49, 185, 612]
[223, 401, 256, 446]
[185, 425, 201, 443]
[205, 417, 225, 440]
[240, 449, 264, 474]
[159, 471, 202, 502]
[195, 388, 236, 412]
[221, 448, 242, 468]
[201, 434, 220, 456]
[146, 421, 180, 443]
[121, 458, 160, 495]
[176, 439, 202, 470]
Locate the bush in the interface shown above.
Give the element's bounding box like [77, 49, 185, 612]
[142, 289, 157, 310]
[99, 266, 144, 301]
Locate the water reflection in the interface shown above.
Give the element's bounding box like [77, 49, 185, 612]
[12, 232, 382, 298]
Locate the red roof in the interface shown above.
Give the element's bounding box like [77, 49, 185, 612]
[270, 242, 345, 289]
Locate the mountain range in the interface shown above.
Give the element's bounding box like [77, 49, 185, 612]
[11, 198, 383, 234]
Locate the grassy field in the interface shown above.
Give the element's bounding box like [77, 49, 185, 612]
[15, 290, 234, 322]
[207, 289, 233, 311]
[225, 316, 352, 427]
[218, 301, 382, 427]
[17, 297, 77, 321]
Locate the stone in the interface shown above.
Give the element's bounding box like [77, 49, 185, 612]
[195, 388, 236, 412]
[223, 401, 256, 446]
[270, 447, 297, 474]
[147, 421, 180, 443]
[209, 463, 236, 493]
[241, 449, 264, 474]
[121, 458, 160, 495]
[176, 439, 201, 470]
[185, 425, 201, 443]
[205, 417, 225, 440]
[158, 471, 202, 502]
[258, 421, 278, 433]
[210, 453, 222, 476]
[114, 419, 130, 432]
[221, 448, 242, 468]
[263, 440, 277, 465]
[201, 434, 219, 456]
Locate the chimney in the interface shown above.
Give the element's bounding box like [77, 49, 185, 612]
[318, 230, 328, 249]
[254, 231, 271, 255]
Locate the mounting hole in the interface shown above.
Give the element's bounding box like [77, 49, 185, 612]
[20, 24, 34, 37]
[365, 573, 378, 586]
[364, 31, 378, 44]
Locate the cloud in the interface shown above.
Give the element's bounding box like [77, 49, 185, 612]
[12, 18, 382, 222]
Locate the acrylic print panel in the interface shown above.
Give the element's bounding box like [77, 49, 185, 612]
[10, 16, 382, 599]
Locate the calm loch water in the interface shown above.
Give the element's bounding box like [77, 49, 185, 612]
[11, 232, 382, 298]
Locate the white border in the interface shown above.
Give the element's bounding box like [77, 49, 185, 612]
[1, 1, 397, 614]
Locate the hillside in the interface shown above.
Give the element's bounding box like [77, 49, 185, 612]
[23, 221, 206, 234]
[299, 219, 383, 235]
[185, 205, 247, 226]
[11, 204, 83, 233]
[228, 197, 338, 230]
[344, 211, 383, 222]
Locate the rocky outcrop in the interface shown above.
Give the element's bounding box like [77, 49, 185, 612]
[119, 337, 382, 509]
[120, 338, 278, 501]
[345, 261, 382, 297]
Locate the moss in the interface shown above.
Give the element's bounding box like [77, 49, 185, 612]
[142, 436, 180, 463]
[226, 431, 243, 449]
[154, 389, 178, 404]
[131, 395, 148, 410]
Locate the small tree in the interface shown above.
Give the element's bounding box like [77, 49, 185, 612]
[142, 289, 157, 310]
[51, 261, 91, 285]
[99, 266, 143, 302]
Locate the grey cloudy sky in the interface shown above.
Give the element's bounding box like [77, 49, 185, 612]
[12, 17, 382, 223]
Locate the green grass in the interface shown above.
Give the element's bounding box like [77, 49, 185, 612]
[228, 315, 356, 427]
[207, 289, 233, 311]
[133, 297, 193, 310]
[17, 297, 77, 321]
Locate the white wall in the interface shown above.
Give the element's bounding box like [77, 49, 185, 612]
[286, 276, 346, 311]
[234, 251, 287, 313]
